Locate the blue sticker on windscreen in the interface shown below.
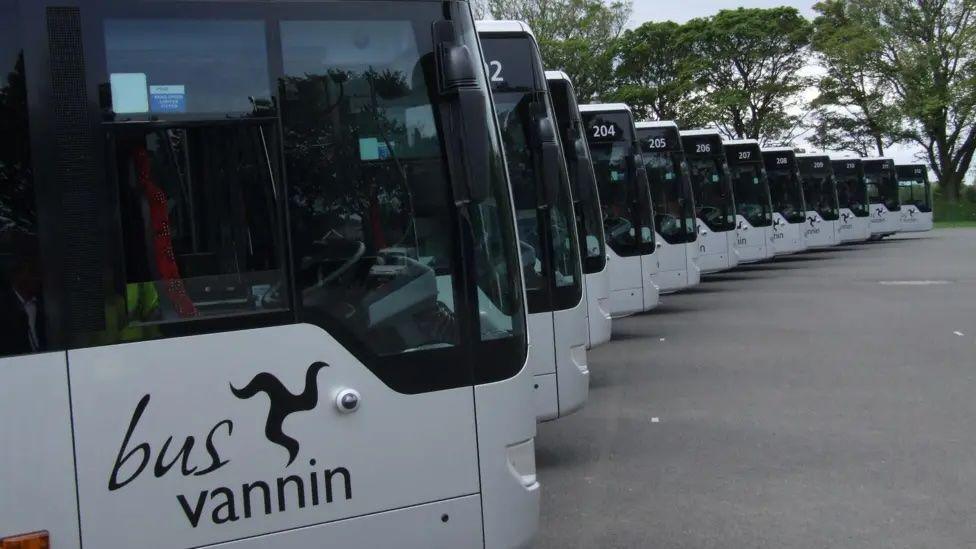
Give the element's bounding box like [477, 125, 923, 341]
[149, 85, 186, 113]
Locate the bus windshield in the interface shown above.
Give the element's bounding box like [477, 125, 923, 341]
[548, 76, 607, 275]
[798, 157, 841, 221]
[33, 2, 530, 394]
[763, 151, 807, 223]
[583, 110, 655, 256]
[682, 135, 737, 232]
[637, 127, 697, 244]
[864, 160, 901, 212]
[832, 160, 870, 217]
[481, 34, 583, 313]
[896, 165, 932, 212]
[725, 145, 773, 228]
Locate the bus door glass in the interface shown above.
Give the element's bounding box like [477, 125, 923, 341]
[0, 2, 79, 545]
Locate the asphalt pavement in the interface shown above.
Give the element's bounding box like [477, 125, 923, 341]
[535, 229, 976, 549]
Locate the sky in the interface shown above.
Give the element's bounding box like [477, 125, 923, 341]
[629, 0, 816, 25]
[626, 0, 924, 166]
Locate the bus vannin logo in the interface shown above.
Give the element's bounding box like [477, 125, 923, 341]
[231, 362, 330, 466]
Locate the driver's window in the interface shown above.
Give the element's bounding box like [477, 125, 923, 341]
[281, 19, 460, 357]
[103, 19, 288, 339]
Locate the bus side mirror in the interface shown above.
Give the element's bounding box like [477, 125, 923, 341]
[433, 21, 490, 204]
[536, 117, 561, 207]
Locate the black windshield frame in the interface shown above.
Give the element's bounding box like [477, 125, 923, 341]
[762, 150, 807, 224]
[831, 159, 870, 217]
[636, 126, 697, 244]
[681, 133, 737, 233]
[864, 159, 901, 212]
[480, 32, 584, 313]
[582, 109, 656, 257]
[24, 0, 528, 393]
[547, 76, 607, 275]
[896, 164, 932, 212]
[724, 143, 773, 228]
[798, 156, 841, 221]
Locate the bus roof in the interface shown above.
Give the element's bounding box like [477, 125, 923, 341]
[579, 103, 632, 114]
[545, 70, 571, 82]
[863, 157, 895, 163]
[762, 147, 796, 154]
[724, 139, 760, 146]
[635, 121, 679, 130]
[475, 20, 535, 37]
[796, 153, 831, 160]
[680, 128, 723, 137]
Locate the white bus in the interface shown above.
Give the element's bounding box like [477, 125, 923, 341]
[797, 154, 842, 248]
[896, 164, 934, 232]
[831, 158, 873, 242]
[635, 121, 701, 293]
[723, 140, 775, 263]
[579, 104, 660, 317]
[864, 158, 902, 239]
[761, 148, 808, 255]
[680, 130, 740, 273]
[546, 71, 612, 348]
[478, 21, 588, 421]
[0, 2, 540, 548]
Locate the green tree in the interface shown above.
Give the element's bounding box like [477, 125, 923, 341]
[868, 0, 976, 201]
[484, 0, 632, 101]
[611, 21, 712, 126]
[809, 0, 903, 157]
[687, 7, 813, 143]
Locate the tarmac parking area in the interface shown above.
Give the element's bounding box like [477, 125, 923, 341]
[535, 229, 976, 549]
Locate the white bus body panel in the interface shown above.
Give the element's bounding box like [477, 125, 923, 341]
[552, 297, 590, 418]
[900, 206, 934, 232]
[695, 223, 733, 273]
[836, 209, 863, 242]
[526, 311, 558, 421]
[217, 495, 483, 548]
[686, 240, 702, 287]
[869, 203, 901, 236]
[641, 254, 661, 311]
[769, 213, 806, 255]
[606, 248, 643, 318]
[803, 211, 838, 248]
[851, 215, 872, 241]
[734, 215, 771, 263]
[0, 353, 81, 549]
[584, 266, 612, 348]
[476, 360, 540, 549]
[652, 234, 691, 293]
[68, 324, 484, 549]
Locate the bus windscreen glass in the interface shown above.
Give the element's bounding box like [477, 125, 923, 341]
[637, 128, 696, 244]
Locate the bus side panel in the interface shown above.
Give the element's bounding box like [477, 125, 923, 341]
[0, 353, 80, 548]
[696, 224, 730, 274]
[212, 494, 483, 549]
[640, 254, 660, 311]
[606, 250, 642, 318]
[476, 364, 540, 549]
[653, 237, 688, 293]
[734, 215, 766, 263]
[68, 324, 480, 549]
[553, 297, 589, 417]
[584, 267, 612, 348]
